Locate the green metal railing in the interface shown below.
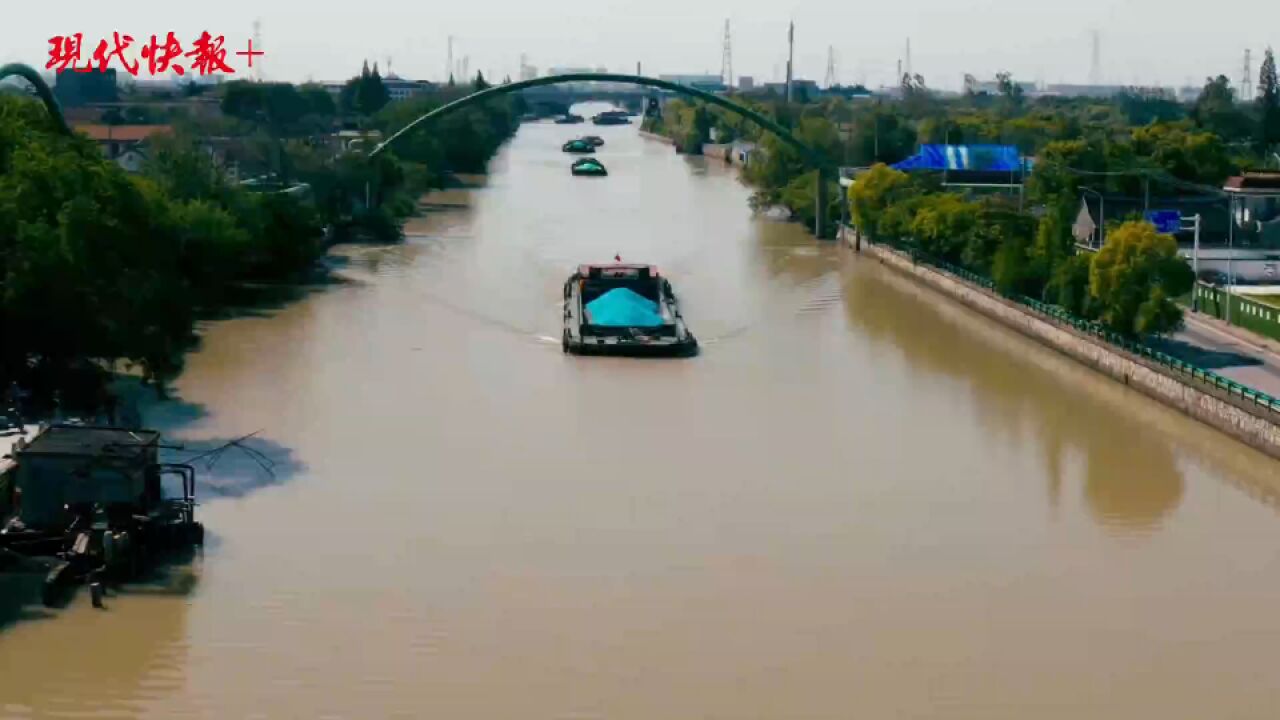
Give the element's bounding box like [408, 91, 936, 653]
[871, 235, 1280, 415]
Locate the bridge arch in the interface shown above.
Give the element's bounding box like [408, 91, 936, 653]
[0, 63, 71, 136]
[371, 73, 830, 171]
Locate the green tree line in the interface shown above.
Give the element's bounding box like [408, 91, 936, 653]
[1, 67, 521, 409]
[644, 50, 1280, 239]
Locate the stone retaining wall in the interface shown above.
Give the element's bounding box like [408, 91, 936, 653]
[637, 130, 674, 146]
[856, 239, 1280, 460]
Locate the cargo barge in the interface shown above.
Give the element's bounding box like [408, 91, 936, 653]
[562, 264, 698, 357]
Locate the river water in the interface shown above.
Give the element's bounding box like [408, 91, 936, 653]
[3, 105, 1280, 719]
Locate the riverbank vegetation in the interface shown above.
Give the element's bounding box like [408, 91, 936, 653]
[645, 49, 1280, 247]
[1, 67, 520, 409]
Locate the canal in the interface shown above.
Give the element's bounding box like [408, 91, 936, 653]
[2, 104, 1280, 718]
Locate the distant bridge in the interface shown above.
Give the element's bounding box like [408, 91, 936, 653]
[373, 72, 835, 236]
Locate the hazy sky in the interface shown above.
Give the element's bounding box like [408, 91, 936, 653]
[4, 0, 1277, 91]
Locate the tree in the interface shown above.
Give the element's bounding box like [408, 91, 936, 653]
[474, 71, 490, 91]
[848, 164, 914, 239]
[340, 61, 390, 116]
[909, 193, 978, 262]
[299, 84, 337, 117]
[1090, 221, 1195, 336]
[900, 73, 935, 118]
[1192, 75, 1252, 142]
[996, 71, 1025, 112]
[1130, 122, 1233, 185]
[1258, 47, 1280, 151]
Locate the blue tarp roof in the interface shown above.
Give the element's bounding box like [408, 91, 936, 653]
[585, 288, 664, 328]
[892, 144, 1027, 172]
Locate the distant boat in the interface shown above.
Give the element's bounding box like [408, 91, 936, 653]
[554, 114, 585, 125]
[592, 111, 631, 126]
[562, 139, 596, 154]
[582, 135, 605, 147]
[571, 158, 608, 177]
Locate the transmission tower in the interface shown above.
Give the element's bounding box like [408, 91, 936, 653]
[1242, 49, 1254, 102]
[721, 19, 734, 89]
[824, 45, 837, 88]
[1089, 30, 1102, 85]
[904, 38, 912, 78]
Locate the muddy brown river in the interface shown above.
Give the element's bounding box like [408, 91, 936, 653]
[3, 105, 1280, 718]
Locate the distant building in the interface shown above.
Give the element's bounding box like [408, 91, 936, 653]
[319, 76, 434, 103]
[761, 79, 820, 97]
[333, 128, 384, 154]
[519, 63, 538, 82]
[548, 67, 607, 76]
[738, 76, 755, 91]
[54, 69, 118, 107]
[1040, 83, 1133, 99]
[1177, 86, 1202, 103]
[1224, 172, 1280, 248]
[382, 73, 434, 102]
[659, 74, 727, 92]
[72, 123, 171, 171]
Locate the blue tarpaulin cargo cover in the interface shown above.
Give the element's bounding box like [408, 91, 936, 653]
[585, 288, 665, 327]
[892, 144, 1025, 172]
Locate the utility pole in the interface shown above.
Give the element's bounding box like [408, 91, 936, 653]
[1242, 49, 1254, 103]
[447, 36, 454, 83]
[721, 19, 734, 89]
[1186, 213, 1202, 311]
[786, 21, 795, 103]
[1227, 195, 1236, 324]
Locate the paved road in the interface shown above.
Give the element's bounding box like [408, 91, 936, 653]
[1168, 311, 1280, 398]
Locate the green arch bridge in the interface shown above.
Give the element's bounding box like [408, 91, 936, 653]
[372, 73, 836, 237]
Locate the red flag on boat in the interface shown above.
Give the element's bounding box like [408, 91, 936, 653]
[614, 254, 621, 262]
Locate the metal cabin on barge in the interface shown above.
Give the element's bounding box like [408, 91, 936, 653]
[0, 424, 203, 606]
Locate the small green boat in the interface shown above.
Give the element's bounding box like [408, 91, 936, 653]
[562, 139, 596, 154]
[571, 158, 608, 177]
